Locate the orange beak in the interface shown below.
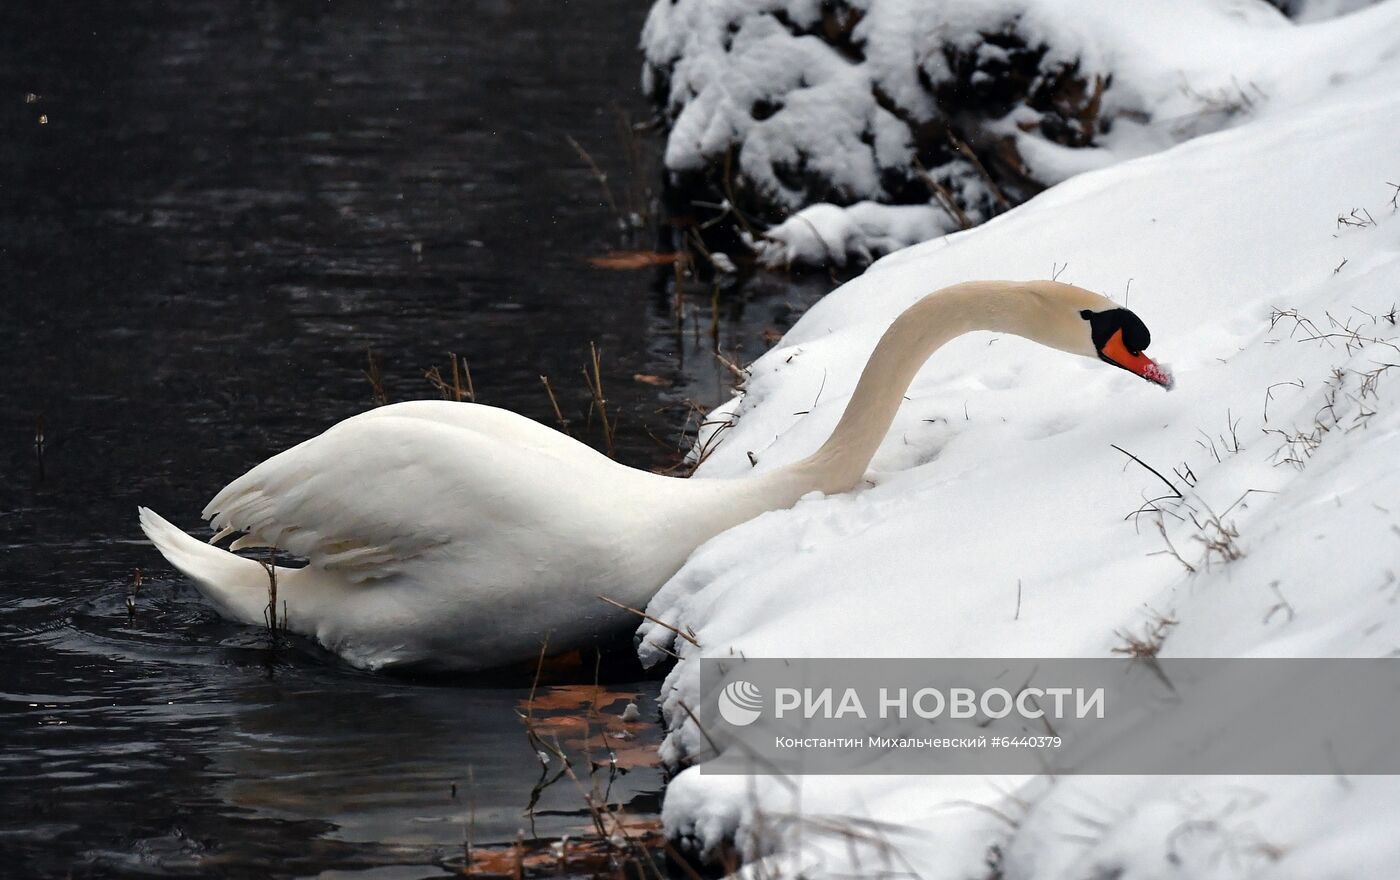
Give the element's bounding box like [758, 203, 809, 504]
[1101, 329, 1174, 389]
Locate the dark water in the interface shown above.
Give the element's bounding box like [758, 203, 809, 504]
[0, 1, 832, 876]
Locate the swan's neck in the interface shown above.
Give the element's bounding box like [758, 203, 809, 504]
[776, 281, 1066, 494]
[674, 281, 1087, 554]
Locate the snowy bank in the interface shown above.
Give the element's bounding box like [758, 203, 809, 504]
[638, 1, 1400, 876]
[643, 0, 1397, 268]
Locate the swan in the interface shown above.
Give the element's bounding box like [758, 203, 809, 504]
[139, 280, 1171, 672]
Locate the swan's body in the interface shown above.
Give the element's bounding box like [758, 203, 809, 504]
[141, 281, 1170, 671]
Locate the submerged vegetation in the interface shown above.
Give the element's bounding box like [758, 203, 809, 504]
[451, 648, 698, 879]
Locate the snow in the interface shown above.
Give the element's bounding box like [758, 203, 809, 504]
[644, 0, 1400, 267]
[637, 2, 1400, 876]
[745, 201, 951, 269]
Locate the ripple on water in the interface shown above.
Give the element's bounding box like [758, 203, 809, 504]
[0, 0, 821, 873]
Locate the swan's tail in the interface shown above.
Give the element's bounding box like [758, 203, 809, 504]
[138, 507, 293, 626]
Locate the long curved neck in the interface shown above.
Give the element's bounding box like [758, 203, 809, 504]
[779, 281, 1069, 494]
[672, 281, 1085, 554]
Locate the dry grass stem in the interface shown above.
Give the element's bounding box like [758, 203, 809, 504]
[1190, 502, 1244, 568]
[1111, 444, 1182, 499]
[564, 133, 621, 223]
[510, 641, 677, 877]
[913, 156, 972, 230]
[596, 595, 700, 647]
[582, 341, 616, 457]
[948, 130, 1010, 209]
[1263, 581, 1296, 624]
[363, 348, 389, 405]
[715, 350, 748, 385]
[424, 353, 476, 402]
[1151, 517, 1196, 573]
[257, 547, 287, 637]
[455, 353, 475, 402]
[1336, 207, 1377, 229]
[1113, 609, 1178, 660]
[538, 374, 571, 435]
[720, 146, 758, 237]
[611, 103, 654, 230]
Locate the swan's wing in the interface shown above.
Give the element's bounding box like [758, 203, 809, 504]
[201, 413, 594, 582]
[346, 400, 603, 463]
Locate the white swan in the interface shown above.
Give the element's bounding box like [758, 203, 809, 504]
[140, 280, 1171, 671]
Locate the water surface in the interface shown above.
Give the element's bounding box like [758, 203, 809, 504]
[0, 1, 832, 876]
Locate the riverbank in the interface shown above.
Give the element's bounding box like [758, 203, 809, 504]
[638, 2, 1400, 876]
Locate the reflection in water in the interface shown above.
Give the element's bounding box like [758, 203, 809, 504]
[216, 679, 661, 849]
[0, 0, 834, 876]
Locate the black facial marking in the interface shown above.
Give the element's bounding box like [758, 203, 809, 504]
[1080, 308, 1152, 356]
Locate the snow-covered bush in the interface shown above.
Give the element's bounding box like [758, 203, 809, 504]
[642, 0, 1117, 244]
[642, 0, 1385, 268]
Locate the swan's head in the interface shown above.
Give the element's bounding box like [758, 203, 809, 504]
[1078, 305, 1173, 389]
[1012, 282, 1172, 389]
